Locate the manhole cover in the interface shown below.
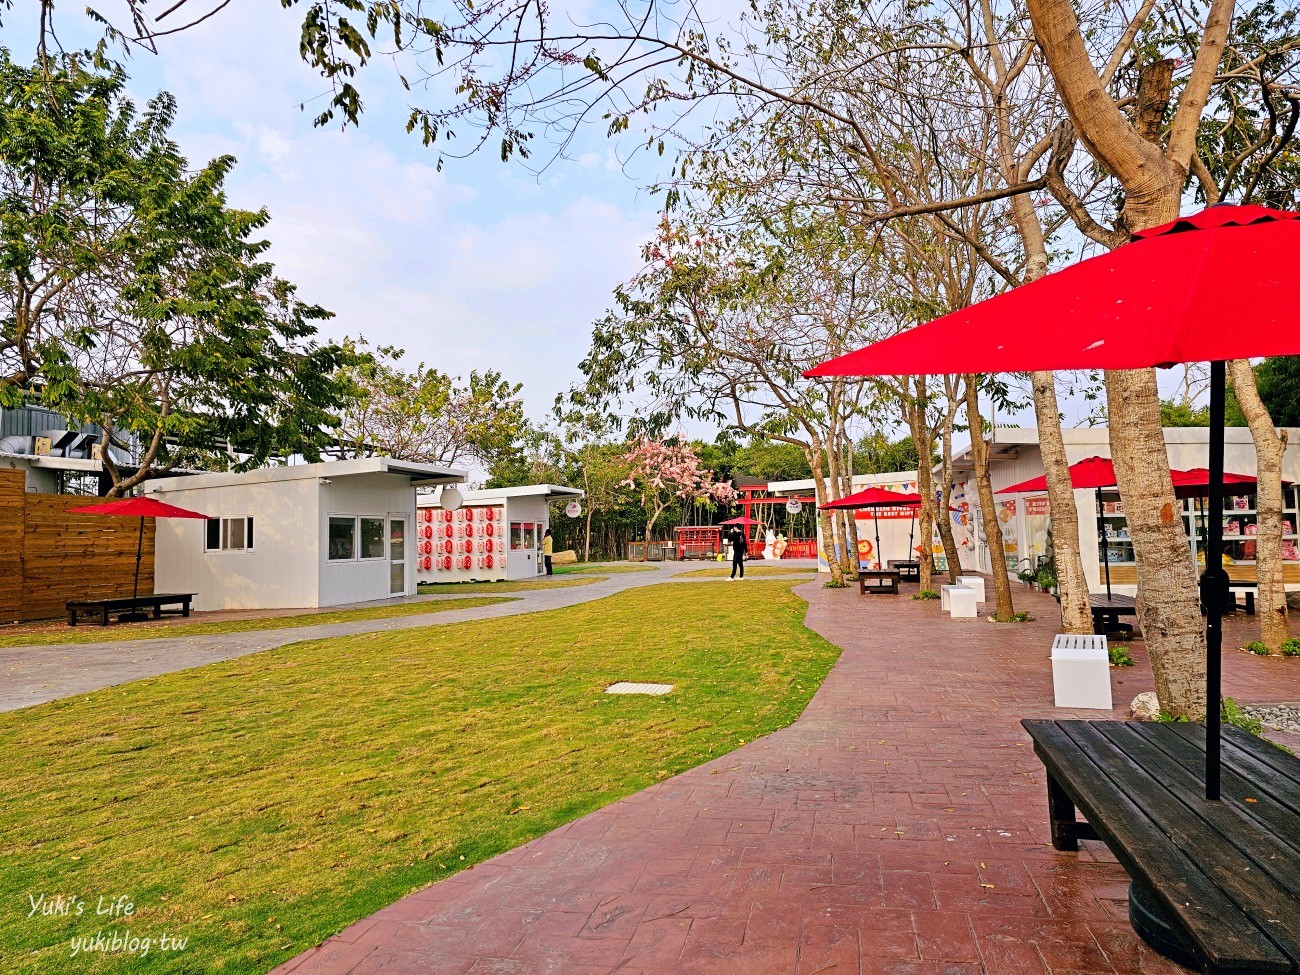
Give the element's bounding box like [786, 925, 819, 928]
[605, 682, 674, 696]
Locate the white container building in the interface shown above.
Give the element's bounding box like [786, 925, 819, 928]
[145, 458, 466, 611]
[417, 484, 583, 583]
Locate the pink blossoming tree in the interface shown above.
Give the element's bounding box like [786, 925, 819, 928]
[621, 438, 734, 556]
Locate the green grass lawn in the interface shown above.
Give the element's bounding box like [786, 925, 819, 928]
[0, 580, 839, 975]
[417, 574, 605, 595]
[0, 597, 516, 648]
[677, 565, 819, 578]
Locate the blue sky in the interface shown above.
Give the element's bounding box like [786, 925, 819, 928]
[8, 1, 667, 426]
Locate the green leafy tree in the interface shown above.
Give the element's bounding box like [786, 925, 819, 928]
[1159, 401, 1212, 426]
[0, 50, 358, 494]
[334, 344, 532, 472]
[1226, 357, 1300, 426]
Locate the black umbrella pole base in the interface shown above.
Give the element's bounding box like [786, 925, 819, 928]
[118, 612, 150, 623]
[1129, 881, 1201, 973]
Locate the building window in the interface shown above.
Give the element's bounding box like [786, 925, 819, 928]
[205, 517, 254, 552]
[329, 516, 356, 560]
[510, 522, 539, 551]
[360, 517, 386, 559]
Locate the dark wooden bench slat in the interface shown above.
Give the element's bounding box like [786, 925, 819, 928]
[1093, 722, 1300, 945]
[1024, 719, 1293, 973]
[1060, 721, 1300, 966]
[1217, 723, 1300, 799]
[1166, 721, 1300, 816]
[1134, 722, 1300, 850]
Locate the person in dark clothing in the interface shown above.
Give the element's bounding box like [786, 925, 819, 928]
[729, 527, 747, 579]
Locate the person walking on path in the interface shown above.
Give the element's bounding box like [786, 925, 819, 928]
[729, 527, 747, 580]
[542, 529, 554, 576]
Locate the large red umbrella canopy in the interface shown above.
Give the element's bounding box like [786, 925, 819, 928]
[68, 497, 211, 519]
[806, 205, 1300, 378]
[822, 486, 923, 510]
[719, 515, 761, 526]
[1169, 468, 1267, 500]
[996, 456, 1119, 495]
[996, 458, 1263, 501]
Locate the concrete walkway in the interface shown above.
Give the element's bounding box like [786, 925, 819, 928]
[268, 581, 1300, 975]
[0, 562, 816, 712]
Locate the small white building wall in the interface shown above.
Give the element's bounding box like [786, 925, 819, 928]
[151, 478, 321, 611]
[961, 427, 1300, 594]
[318, 473, 418, 606]
[504, 495, 549, 579]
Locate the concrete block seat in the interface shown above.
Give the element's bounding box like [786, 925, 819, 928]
[956, 575, 986, 602]
[941, 585, 977, 618]
[1050, 633, 1112, 709]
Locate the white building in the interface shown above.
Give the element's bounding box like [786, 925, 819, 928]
[767, 471, 936, 572]
[948, 426, 1300, 594]
[146, 458, 466, 610]
[417, 484, 584, 583]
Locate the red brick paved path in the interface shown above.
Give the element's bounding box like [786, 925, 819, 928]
[271, 581, 1300, 975]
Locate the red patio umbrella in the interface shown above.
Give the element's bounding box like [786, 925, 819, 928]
[718, 515, 761, 526]
[806, 203, 1300, 801]
[1170, 468, 1266, 500]
[997, 456, 1130, 598]
[68, 496, 211, 622]
[822, 487, 923, 570]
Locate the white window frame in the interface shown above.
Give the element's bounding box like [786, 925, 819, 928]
[359, 516, 387, 561]
[204, 516, 254, 554]
[328, 515, 358, 562]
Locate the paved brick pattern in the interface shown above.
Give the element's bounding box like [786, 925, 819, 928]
[268, 581, 1300, 975]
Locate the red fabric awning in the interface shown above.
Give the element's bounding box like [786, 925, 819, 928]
[996, 456, 1120, 494]
[996, 458, 1263, 500]
[822, 487, 923, 510]
[806, 205, 1300, 378]
[68, 497, 211, 519]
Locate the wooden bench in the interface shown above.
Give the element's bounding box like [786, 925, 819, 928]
[67, 593, 196, 627]
[1022, 719, 1300, 975]
[1089, 593, 1137, 636]
[1228, 580, 1257, 616]
[887, 559, 921, 582]
[858, 570, 900, 595]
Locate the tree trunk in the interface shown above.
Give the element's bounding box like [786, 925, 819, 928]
[825, 436, 853, 577]
[1027, 0, 1229, 717]
[915, 436, 935, 595]
[809, 446, 845, 586]
[1230, 359, 1290, 651]
[937, 385, 962, 583]
[1030, 372, 1094, 633]
[900, 379, 938, 591]
[840, 438, 862, 578]
[964, 377, 1015, 619]
[1106, 369, 1207, 717]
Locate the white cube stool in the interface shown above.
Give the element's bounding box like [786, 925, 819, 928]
[1050, 634, 1112, 709]
[956, 575, 985, 602]
[941, 585, 977, 618]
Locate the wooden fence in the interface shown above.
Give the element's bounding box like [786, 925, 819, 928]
[0, 470, 154, 622]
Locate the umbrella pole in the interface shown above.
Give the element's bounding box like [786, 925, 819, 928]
[133, 517, 144, 609]
[1203, 361, 1228, 801]
[874, 509, 882, 572]
[1096, 492, 1112, 599]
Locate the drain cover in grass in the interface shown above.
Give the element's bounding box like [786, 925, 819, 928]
[605, 682, 674, 696]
